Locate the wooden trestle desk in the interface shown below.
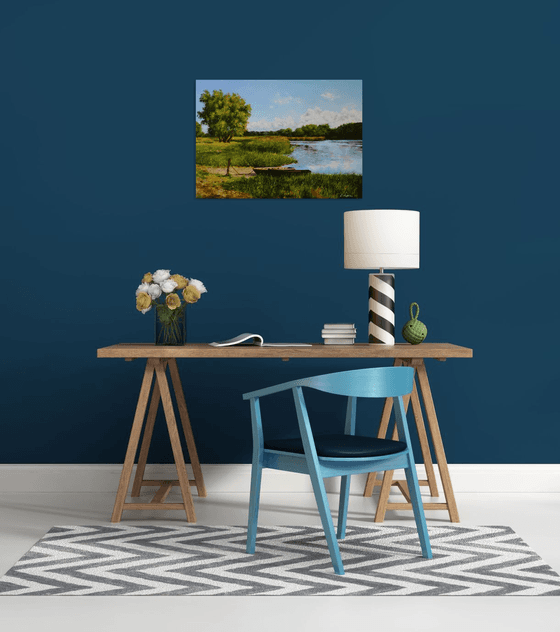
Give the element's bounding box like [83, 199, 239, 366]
[97, 342, 472, 524]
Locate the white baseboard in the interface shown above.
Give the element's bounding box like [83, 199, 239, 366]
[0, 464, 558, 494]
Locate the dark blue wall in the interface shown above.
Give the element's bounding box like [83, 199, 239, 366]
[1, 1, 559, 464]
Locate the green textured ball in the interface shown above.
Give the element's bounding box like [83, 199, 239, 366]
[402, 302, 427, 345]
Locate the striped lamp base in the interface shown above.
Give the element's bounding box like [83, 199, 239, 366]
[368, 273, 395, 344]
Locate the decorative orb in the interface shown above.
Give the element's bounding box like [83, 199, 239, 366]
[402, 302, 427, 345]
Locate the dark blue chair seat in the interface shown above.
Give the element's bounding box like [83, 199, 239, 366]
[264, 434, 407, 458]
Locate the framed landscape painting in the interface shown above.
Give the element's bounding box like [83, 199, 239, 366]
[195, 80, 362, 199]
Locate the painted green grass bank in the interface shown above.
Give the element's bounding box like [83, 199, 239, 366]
[196, 137, 297, 168]
[196, 135, 362, 198]
[223, 173, 362, 199]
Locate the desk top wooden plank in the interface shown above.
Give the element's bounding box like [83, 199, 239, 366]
[97, 343, 473, 359]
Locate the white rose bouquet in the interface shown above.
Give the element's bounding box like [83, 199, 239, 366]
[136, 269, 207, 345]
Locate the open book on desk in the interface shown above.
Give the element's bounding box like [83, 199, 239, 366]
[209, 333, 312, 347]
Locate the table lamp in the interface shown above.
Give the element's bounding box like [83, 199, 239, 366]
[344, 209, 419, 344]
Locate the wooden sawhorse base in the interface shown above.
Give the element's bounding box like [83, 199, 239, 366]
[363, 358, 460, 523]
[111, 357, 207, 523]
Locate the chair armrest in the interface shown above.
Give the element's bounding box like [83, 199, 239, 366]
[242, 378, 308, 400]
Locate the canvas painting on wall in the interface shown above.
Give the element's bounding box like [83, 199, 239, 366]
[195, 80, 362, 199]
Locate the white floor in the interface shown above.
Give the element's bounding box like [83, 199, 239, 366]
[0, 490, 559, 631]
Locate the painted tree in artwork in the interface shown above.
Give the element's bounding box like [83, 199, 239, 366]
[197, 90, 252, 142]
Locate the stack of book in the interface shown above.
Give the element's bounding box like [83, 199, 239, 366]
[322, 324, 356, 345]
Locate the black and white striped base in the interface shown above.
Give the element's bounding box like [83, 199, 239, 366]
[368, 273, 395, 344]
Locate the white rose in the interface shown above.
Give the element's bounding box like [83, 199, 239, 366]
[160, 278, 178, 293]
[188, 278, 207, 294]
[141, 306, 152, 314]
[136, 282, 151, 296]
[152, 269, 171, 284]
[147, 284, 162, 299]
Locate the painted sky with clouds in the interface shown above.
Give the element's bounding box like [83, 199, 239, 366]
[196, 80, 362, 132]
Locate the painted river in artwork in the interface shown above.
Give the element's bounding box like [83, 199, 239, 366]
[288, 139, 362, 174]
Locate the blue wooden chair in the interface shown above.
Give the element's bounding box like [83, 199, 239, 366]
[242, 366, 432, 575]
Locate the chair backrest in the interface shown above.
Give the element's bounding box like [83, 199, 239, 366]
[298, 366, 414, 399]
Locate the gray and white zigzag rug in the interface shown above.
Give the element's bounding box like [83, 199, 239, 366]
[1, 524, 559, 596]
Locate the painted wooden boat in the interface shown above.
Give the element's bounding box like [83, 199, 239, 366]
[253, 167, 312, 176]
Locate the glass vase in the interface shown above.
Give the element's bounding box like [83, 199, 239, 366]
[155, 304, 186, 345]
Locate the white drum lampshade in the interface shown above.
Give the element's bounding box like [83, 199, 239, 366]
[344, 210, 420, 344]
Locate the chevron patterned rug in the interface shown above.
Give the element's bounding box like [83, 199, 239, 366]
[1, 524, 559, 596]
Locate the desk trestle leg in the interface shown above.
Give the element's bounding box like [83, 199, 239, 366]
[363, 358, 459, 523]
[111, 358, 206, 523]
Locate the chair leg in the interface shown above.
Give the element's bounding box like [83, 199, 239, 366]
[337, 475, 351, 539]
[246, 461, 263, 554]
[309, 471, 344, 575]
[404, 454, 433, 559]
